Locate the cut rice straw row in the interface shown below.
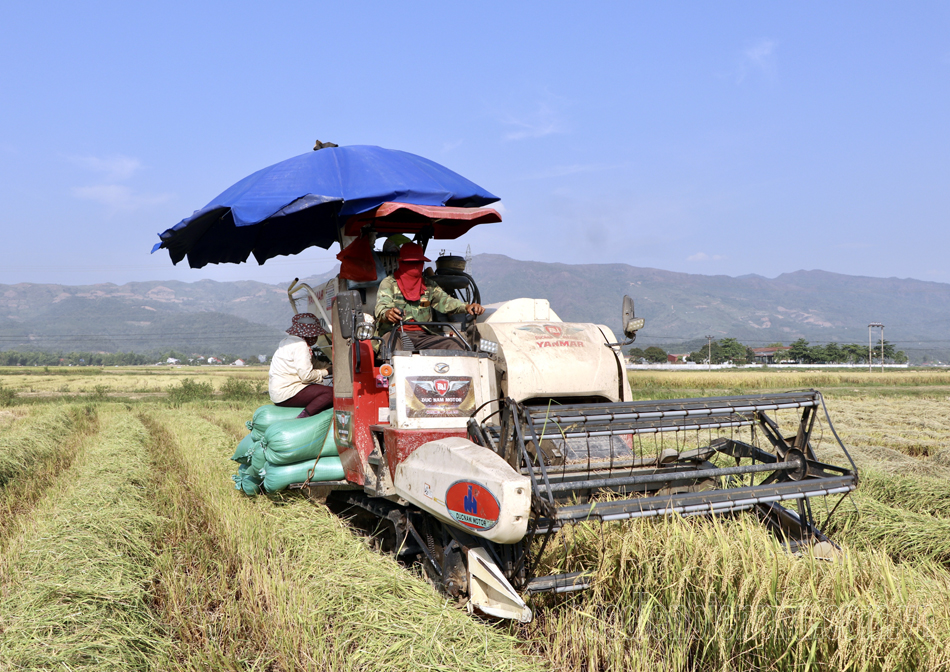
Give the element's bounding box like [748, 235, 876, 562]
[514, 512, 950, 672]
[0, 404, 98, 549]
[0, 405, 170, 670]
[144, 406, 541, 672]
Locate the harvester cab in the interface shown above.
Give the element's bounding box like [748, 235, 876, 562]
[284, 201, 858, 624]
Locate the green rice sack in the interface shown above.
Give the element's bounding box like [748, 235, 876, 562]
[260, 457, 345, 493]
[246, 405, 304, 441]
[232, 465, 263, 496]
[261, 408, 335, 466]
[230, 433, 257, 464]
[240, 473, 263, 496]
[250, 442, 268, 476]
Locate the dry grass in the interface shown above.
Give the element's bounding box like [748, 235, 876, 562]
[0, 404, 97, 548]
[858, 470, 950, 518]
[0, 406, 170, 669]
[143, 404, 540, 671]
[811, 395, 950, 480]
[0, 406, 31, 430]
[828, 494, 950, 567]
[628, 369, 950, 393]
[514, 514, 950, 671]
[0, 366, 267, 399]
[0, 368, 948, 670]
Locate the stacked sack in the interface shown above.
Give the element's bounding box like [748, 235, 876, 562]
[230, 405, 344, 495]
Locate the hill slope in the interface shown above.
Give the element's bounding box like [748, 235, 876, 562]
[2, 258, 948, 361]
[472, 255, 950, 358]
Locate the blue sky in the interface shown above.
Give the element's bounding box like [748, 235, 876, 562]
[1, 2, 948, 287]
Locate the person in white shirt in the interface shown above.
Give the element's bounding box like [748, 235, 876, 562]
[268, 313, 332, 418]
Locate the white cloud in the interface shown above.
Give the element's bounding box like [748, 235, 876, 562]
[441, 139, 463, 152]
[734, 38, 777, 84]
[503, 102, 564, 140]
[72, 184, 172, 212]
[68, 152, 170, 212]
[69, 154, 143, 181]
[688, 252, 725, 262]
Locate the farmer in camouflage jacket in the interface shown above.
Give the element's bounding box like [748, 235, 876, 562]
[375, 242, 484, 350]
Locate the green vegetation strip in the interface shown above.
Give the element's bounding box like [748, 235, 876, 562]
[514, 515, 950, 672]
[147, 406, 540, 671]
[0, 406, 169, 670]
[0, 404, 97, 547]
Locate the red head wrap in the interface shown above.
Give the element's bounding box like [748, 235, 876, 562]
[394, 243, 430, 302]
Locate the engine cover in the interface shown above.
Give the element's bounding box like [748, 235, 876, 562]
[478, 320, 631, 403]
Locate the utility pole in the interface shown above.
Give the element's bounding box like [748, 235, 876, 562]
[705, 335, 713, 371]
[868, 323, 884, 373]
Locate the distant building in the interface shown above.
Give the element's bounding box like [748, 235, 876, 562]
[232, 359, 246, 367]
[751, 346, 791, 364]
[166, 357, 180, 364]
[667, 353, 689, 364]
[207, 357, 222, 365]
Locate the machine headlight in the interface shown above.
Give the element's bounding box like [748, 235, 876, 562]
[355, 321, 375, 341]
[478, 338, 499, 355]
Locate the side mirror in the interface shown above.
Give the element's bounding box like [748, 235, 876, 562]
[335, 290, 364, 340]
[622, 295, 645, 339]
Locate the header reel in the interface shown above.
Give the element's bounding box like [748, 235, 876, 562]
[467, 390, 858, 595]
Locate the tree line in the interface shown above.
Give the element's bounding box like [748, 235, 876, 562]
[628, 338, 907, 365]
[0, 350, 266, 367]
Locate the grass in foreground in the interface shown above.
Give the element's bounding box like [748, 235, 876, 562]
[515, 514, 950, 672]
[828, 494, 950, 568]
[0, 404, 97, 548]
[145, 405, 540, 671]
[0, 371, 948, 670]
[0, 406, 169, 670]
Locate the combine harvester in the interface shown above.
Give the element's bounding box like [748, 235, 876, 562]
[154, 144, 859, 623]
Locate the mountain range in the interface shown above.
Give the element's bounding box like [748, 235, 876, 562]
[2, 255, 948, 362]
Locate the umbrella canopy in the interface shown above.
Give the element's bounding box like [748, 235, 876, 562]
[152, 145, 499, 268]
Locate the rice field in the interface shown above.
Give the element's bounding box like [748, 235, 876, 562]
[0, 366, 949, 670]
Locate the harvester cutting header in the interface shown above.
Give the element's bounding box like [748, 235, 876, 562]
[154, 143, 858, 622]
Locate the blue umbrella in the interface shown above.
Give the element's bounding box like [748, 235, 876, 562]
[152, 145, 499, 268]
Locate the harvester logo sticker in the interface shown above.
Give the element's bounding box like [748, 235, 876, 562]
[516, 323, 588, 348]
[334, 410, 353, 447]
[405, 376, 474, 417]
[445, 480, 500, 531]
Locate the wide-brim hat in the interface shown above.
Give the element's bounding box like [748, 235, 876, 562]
[398, 242, 430, 262]
[286, 312, 326, 338]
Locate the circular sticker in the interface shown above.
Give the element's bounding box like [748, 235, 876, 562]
[445, 480, 500, 531]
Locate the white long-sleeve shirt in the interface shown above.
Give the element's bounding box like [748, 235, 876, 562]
[268, 334, 327, 403]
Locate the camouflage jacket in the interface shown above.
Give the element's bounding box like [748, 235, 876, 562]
[374, 275, 467, 335]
